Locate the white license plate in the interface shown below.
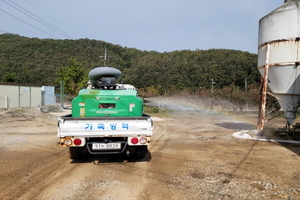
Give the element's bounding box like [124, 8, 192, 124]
[92, 143, 121, 150]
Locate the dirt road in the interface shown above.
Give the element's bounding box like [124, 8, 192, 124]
[0, 107, 300, 200]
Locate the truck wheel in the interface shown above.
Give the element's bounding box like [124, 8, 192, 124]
[69, 147, 82, 159]
[136, 146, 148, 158]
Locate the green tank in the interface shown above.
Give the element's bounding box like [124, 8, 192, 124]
[72, 67, 143, 117]
[72, 88, 143, 117]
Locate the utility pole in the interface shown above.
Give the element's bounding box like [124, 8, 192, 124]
[99, 48, 112, 66]
[211, 79, 215, 94]
[245, 78, 248, 111]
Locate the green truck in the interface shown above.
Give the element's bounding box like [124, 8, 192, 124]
[57, 67, 153, 159]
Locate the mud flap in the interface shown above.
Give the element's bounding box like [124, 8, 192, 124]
[69, 147, 85, 159]
[136, 146, 148, 158]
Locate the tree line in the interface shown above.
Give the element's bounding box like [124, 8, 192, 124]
[0, 33, 268, 110]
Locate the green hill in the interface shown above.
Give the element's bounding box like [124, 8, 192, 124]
[0, 34, 259, 95]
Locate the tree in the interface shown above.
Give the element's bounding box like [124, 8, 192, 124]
[2, 74, 18, 83]
[56, 59, 88, 95]
[0, 34, 261, 95]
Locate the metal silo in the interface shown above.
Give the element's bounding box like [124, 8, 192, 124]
[258, 0, 300, 129]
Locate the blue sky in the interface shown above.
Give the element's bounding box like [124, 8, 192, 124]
[0, 0, 284, 53]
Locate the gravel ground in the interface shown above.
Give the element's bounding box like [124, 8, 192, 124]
[0, 104, 300, 200]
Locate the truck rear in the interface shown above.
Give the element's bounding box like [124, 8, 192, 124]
[57, 67, 153, 159]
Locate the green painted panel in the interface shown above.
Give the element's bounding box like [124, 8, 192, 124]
[72, 89, 143, 117]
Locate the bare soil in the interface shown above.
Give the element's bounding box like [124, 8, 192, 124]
[0, 106, 300, 200]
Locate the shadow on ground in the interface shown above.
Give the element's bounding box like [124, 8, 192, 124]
[279, 142, 300, 156]
[70, 151, 152, 164]
[215, 122, 256, 130]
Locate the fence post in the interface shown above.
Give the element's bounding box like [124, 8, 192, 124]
[60, 81, 65, 109]
[5, 96, 8, 109]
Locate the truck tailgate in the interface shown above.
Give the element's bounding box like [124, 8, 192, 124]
[57, 114, 153, 138]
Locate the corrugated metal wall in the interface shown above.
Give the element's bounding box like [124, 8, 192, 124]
[0, 84, 54, 108]
[41, 86, 55, 105]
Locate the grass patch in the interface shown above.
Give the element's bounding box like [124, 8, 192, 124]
[6, 108, 26, 115]
[5, 107, 36, 118]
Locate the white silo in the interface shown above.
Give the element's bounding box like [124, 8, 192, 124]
[258, 0, 300, 126]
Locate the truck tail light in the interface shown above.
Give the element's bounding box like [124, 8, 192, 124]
[64, 139, 72, 146]
[140, 137, 147, 144]
[129, 137, 148, 145]
[73, 138, 82, 146]
[60, 137, 85, 147]
[131, 137, 139, 144]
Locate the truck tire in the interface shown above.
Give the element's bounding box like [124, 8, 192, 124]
[69, 147, 83, 159]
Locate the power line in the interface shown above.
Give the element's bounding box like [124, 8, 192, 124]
[23, 0, 85, 39]
[0, 7, 58, 38]
[0, 30, 11, 33]
[8, 0, 75, 39]
[2, 0, 75, 39]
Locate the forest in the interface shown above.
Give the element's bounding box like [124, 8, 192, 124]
[0, 33, 265, 111]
